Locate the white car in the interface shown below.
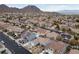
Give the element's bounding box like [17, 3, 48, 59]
[1, 41, 5, 44]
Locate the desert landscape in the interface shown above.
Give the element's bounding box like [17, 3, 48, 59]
[0, 4, 79, 54]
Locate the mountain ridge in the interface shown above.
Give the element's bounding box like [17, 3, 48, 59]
[0, 4, 61, 16]
[0, 4, 42, 13]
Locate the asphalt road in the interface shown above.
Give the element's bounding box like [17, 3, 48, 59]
[0, 32, 31, 54]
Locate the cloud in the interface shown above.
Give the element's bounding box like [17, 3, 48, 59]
[38, 5, 68, 11]
[38, 4, 79, 12]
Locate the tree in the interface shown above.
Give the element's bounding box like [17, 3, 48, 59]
[67, 28, 72, 34]
[1, 50, 6, 54]
[74, 34, 79, 40]
[69, 39, 78, 45]
[62, 28, 66, 32]
[2, 29, 8, 32]
[55, 24, 60, 30]
[76, 19, 79, 22]
[4, 20, 9, 23]
[7, 31, 16, 38]
[21, 25, 26, 29]
[56, 35, 62, 41]
[47, 16, 51, 19]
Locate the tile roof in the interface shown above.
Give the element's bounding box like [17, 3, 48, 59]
[33, 37, 51, 45]
[68, 49, 79, 54]
[0, 21, 24, 33]
[46, 32, 59, 39]
[30, 45, 45, 54]
[33, 28, 50, 35]
[46, 40, 68, 54]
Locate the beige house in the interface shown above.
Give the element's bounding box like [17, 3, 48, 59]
[46, 40, 69, 54]
[30, 44, 45, 54]
[0, 21, 24, 33]
[33, 37, 51, 46]
[46, 32, 60, 40]
[33, 28, 50, 36]
[71, 28, 79, 33]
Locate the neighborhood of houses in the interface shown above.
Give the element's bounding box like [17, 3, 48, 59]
[0, 12, 79, 54]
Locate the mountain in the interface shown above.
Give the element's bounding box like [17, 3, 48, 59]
[0, 4, 9, 13]
[0, 4, 9, 9]
[59, 10, 79, 15]
[0, 4, 61, 16]
[21, 5, 42, 13]
[0, 4, 20, 13]
[0, 4, 42, 13]
[9, 7, 20, 13]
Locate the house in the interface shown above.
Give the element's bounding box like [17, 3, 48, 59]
[46, 32, 60, 40]
[59, 24, 70, 31]
[23, 41, 39, 49]
[17, 31, 38, 45]
[21, 31, 37, 42]
[33, 28, 50, 36]
[0, 21, 9, 29]
[29, 44, 45, 54]
[50, 25, 57, 30]
[9, 19, 21, 26]
[33, 37, 51, 46]
[68, 49, 79, 54]
[72, 23, 79, 28]
[7, 26, 24, 33]
[46, 40, 69, 54]
[0, 21, 24, 34]
[71, 28, 79, 34]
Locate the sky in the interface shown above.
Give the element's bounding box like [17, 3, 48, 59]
[5, 4, 79, 12]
